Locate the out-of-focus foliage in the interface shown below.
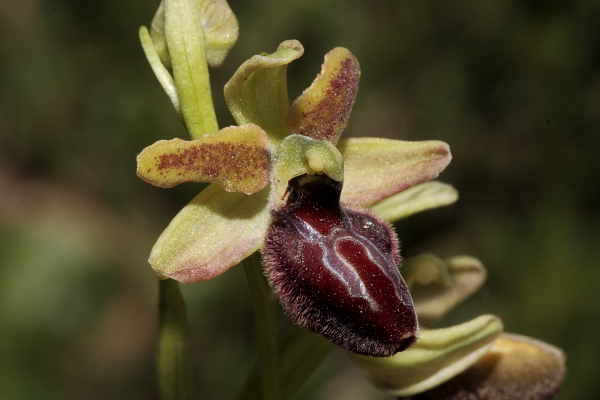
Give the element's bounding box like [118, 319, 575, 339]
[0, 0, 598, 399]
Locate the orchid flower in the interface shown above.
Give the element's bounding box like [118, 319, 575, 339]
[136, 1, 565, 398]
[137, 38, 452, 284]
[137, 36, 454, 356]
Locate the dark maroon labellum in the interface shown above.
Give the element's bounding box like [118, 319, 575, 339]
[262, 174, 418, 357]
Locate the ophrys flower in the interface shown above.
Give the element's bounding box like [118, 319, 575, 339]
[137, 38, 453, 356]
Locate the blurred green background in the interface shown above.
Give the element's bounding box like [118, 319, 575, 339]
[1, 0, 598, 399]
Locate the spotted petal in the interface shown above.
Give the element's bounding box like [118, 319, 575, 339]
[137, 124, 270, 195]
[287, 47, 360, 144]
[224, 40, 304, 147]
[338, 138, 452, 207]
[150, 184, 270, 283]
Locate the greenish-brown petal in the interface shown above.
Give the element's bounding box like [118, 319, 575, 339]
[398, 333, 566, 400]
[287, 47, 360, 144]
[350, 315, 503, 397]
[338, 138, 452, 207]
[370, 181, 458, 223]
[150, 0, 238, 69]
[149, 184, 270, 284]
[402, 255, 487, 327]
[224, 40, 304, 148]
[136, 124, 270, 195]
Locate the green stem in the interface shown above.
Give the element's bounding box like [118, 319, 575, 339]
[156, 279, 196, 400]
[237, 321, 333, 400]
[244, 252, 280, 400]
[278, 323, 333, 397]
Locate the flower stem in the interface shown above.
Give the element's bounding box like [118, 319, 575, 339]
[277, 322, 333, 397]
[156, 279, 196, 400]
[244, 252, 280, 400]
[236, 321, 333, 400]
[239, 253, 333, 400]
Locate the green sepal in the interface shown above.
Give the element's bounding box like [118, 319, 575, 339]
[370, 181, 458, 223]
[338, 138, 452, 207]
[350, 315, 503, 397]
[224, 40, 305, 148]
[403, 255, 487, 327]
[399, 333, 566, 400]
[149, 184, 270, 283]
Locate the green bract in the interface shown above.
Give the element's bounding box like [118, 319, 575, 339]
[140, 0, 239, 137]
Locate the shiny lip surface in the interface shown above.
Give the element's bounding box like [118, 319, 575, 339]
[263, 174, 418, 357]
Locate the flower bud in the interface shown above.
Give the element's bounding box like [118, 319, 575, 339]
[262, 174, 418, 357]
